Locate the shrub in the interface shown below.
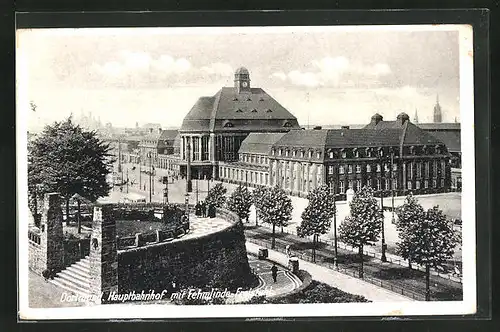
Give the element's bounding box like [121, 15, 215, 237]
[242, 280, 370, 304]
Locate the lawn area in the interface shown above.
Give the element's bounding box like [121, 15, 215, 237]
[116, 220, 171, 237]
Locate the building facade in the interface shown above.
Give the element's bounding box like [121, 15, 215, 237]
[219, 113, 452, 199]
[138, 129, 178, 167]
[178, 67, 300, 180]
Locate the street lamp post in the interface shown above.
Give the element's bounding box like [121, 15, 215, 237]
[186, 138, 192, 193]
[196, 177, 199, 204]
[379, 152, 387, 263]
[148, 152, 152, 203]
[163, 176, 169, 205]
[391, 152, 396, 225]
[329, 181, 339, 268]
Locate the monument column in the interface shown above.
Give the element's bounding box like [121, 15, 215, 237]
[89, 205, 118, 305]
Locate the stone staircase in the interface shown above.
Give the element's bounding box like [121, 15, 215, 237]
[50, 256, 91, 297]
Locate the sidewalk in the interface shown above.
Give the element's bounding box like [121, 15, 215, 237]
[245, 242, 412, 303]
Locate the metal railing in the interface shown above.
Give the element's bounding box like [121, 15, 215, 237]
[246, 236, 425, 301]
[273, 225, 462, 283]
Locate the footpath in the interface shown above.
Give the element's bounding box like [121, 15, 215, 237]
[245, 242, 412, 303]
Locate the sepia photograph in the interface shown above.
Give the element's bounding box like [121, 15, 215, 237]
[16, 24, 476, 319]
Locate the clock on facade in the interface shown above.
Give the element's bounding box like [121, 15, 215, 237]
[241, 81, 248, 87]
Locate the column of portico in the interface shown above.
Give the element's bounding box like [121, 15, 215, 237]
[289, 162, 294, 193]
[190, 136, 194, 162]
[180, 136, 185, 160]
[311, 163, 318, 190]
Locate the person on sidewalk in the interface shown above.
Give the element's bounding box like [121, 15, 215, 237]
[271, 264, 278, 283]
[286, 244, 291, 257]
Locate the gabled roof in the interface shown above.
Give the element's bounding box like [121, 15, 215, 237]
[363, 120, 444, 146]
[416, 123, 461, 131]
[273, 124, 445, 152]
[180, 87, 299, 132]
[159, 130, 178, 141]
[427, 131, 461, 152]
[238, 132, 287, 155]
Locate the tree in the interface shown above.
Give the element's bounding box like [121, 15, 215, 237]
[394, 194, 425, 269]
[338, 186, 382, 278]
[28, 117, 113, 226]
[204, 183, 227, 208]
[252, 186, 266, 227]
[258, 186, 293, 249]
[297, 185, 336, 262]
[226, 184, 252, 223]
[395, 198, 458, 301]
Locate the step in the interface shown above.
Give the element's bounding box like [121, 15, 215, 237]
[55, 273, 91, 292]
[74, 260, 90, 269]
[50, 278, 90, 298]
[57, 270, 90, 287]
[66, 265, 90, 279]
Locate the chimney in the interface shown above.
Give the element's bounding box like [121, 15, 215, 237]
[158, 128, 162, 134]
[396, 112, 410, 125]
[370, 113, 383, 125]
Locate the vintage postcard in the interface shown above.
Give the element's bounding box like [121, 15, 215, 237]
[17, 24, 475, 320]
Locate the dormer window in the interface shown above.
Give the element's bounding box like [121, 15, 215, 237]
[378, 148, 384, 157]
[233, 97, 238, 101]
[341, 150, 347, 158]
[308, 151, 312, 158]
[266, 109, 272, 113]
[409, 146, 415, 155]
[293, 150, 297, 157]
[279, 149, 282, 156]
[272, 149, 275, 156]
[236, 109, 243, 113]
[366, 148, 371, 157]
[354, 149, 360, 158]
[316, 152, 321, 159]
[283, 122, 292, 127]
[247, 97, 252, 101]
[224, 122, 234, 128]
[259, 97, 264, 101]
[251, 109, 257, 113]
[285, 150, 289, 157]
[329, 151, 334, 158]
[301, 151, 305, 158]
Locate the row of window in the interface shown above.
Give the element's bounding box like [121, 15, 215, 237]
[271, 145, 445, 160]
[333, 178, 445, 194]
[240, 153, 269, 165]
[326, 160, 447, 177]
[219, 167, 269, 186]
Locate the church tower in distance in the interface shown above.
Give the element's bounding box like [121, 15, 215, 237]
[433, 94, 442, 123]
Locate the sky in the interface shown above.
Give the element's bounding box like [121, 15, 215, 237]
[16, 26, 468, 132]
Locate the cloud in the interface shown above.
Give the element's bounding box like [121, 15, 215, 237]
[270, 56, 392, 88]
[91, 52, 235, 87]
[200, 62, 233, 76]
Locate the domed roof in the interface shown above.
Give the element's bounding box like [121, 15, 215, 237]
[235, 67, 250, 75]
[371, 113, 383, 120]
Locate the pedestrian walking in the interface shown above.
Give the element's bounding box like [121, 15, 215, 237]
[271, 264, 278, 283]
[286, 244, 291, 257]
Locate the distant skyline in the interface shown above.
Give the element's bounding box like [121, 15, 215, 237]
[17, 26, 468, 132]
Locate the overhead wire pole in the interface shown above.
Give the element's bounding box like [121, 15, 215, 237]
[391, 151, 395, 225]
[329, 181, 338, 268]
[380, 151, 387, 262]
[148, 152, 152, 203]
